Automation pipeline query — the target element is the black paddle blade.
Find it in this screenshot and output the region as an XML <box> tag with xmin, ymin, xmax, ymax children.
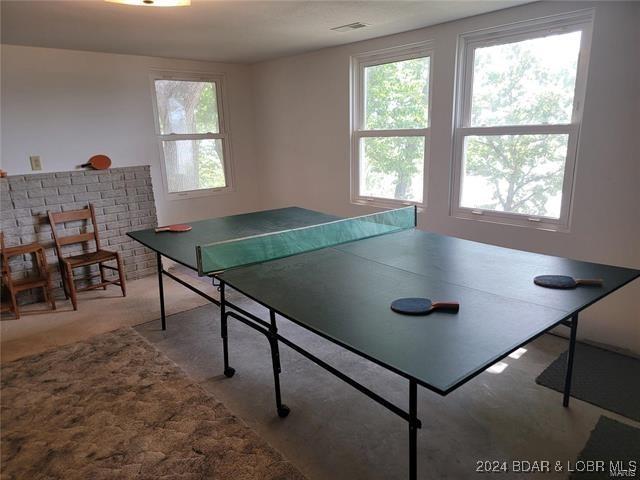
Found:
<box><xmin>390</xmin><ymin>298</ymin><xmax>433</xmax><ymax>315</ymax></box>
<box><xmin>534</xmin><ymin>275</ymin><xmax>577</xmax><ymax>289</ymax></box>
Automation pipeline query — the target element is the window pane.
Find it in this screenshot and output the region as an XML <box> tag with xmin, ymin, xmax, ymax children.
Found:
<box><xmin>364</xmin><ymin>57</ymin><xmax>429</xmax><ymax>130</ymax></box>
<box><xmin>359</xmin><ymin>136</ymin><xmax>424</xmax><ymax>202</ymax></box>
<box><xmin>460</xmin><ymin>134</ymin><xmax>569</xmax><ymax>218</ymax></box>
<box><xmin>470</xmin><ymin>31</ymin><xmax>581</xmax><ymax>126</ymax></box>
<box><xmin>155</xmin><ymin>80</ymin><xmax>219</xmax><ymax>134</ymax></box>
<box><xmin>162</xmin><ymin>139</ymin><xmax>226</xmax><ymax>193</ymax></box>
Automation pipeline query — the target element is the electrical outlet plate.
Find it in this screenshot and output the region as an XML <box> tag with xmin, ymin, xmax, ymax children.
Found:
<box><xmin>30</xmin><ymin>155</ymin><xmax>42</xmax><ymax>171</ymax></box>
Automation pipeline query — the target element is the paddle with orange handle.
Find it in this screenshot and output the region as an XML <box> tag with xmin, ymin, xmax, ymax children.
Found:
<box><xmin>155</xmin><ymin>224</ymin><xmax>192</xmax><ymax>233</ymax></box>
<box><xmin>81</xmin><ymin>155</ymin><xmax>112</xmax><ymax>170</ymax></box>
<box><xmin>533</xmin><ymin>275</ymin><xmax>603</xmax><ymax>289</ymax></box>
<box><xmin>390</xmin><ymin>298</ymin><xmax>460</xmax><ymax>316</ymax></box>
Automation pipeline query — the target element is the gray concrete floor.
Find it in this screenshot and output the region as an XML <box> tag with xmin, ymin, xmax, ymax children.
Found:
<box><xmin>136</xmin><ymin>291</ymin><xmax>636</xmax><ymax>480</ymax></box>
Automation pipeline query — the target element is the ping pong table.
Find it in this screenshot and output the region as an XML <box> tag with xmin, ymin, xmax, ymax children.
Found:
<box><xmin>128</xmin><ymin>206</ymin><xmax>639</xmax><ymax>480</ymax></box>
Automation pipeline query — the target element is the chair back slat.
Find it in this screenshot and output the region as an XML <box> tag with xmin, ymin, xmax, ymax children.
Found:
<box><xmin>49</xmin><ymin>209</ymin><xmax>92</xmax><ymax>225</ymax></box>
<box><xmin>47</xmin><ymin>204</ymin><xmax>102</xmax><ymax>256</ymax></box>
<box><xmin>57</xmin><ymin>232</ymin><xmax>96</xmax><ymax>246</ymax></box>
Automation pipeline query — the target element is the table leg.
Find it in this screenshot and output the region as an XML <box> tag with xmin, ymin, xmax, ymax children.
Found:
<box><xmin>269</xmin><ymin>310</ymin><xmax>290</xmax><ymax>418</ymax></box>
<box><xmin>156</xmin><ymin>252</ymin><xmax>166</xmax><ymax>331</ymax></box>
<box><xmin>220</xmin><ymin>281</ymin><xmax>235</xmax><ymax>378</ymax></box>
<box><xmin>409</xmin><ymin>379</ymin><xmax>418</xmax><ymax>480</ymax></box>
<box><xmin>563</xmin><ymin>313</ymin><xmax>579</xmax><ymax>407</ymax></box>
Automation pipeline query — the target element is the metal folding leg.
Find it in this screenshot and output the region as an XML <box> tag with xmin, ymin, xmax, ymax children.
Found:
<box><xmin>563</xmin><ymin>313</ymin><xmax>579</xmax><ymax>407</ymax></box>
<box><xmin>268</xmin><ymin>310</ymin><xmax>290</xmax><ymax>417</ymax></box>
<box><xmin>409</xmin><ymin>379</ymin><xmax>418</xmax><ymax>480</ymax></box>
<box><xmin>219</xmin><ymin>282</ymin><xmax>235</xmax><ymax>378</ymax></box>
<box><xmin>221</xmin><ymin>297</ymin><xmax>424</xmax><ymax>479</ymax></box>
<box><xmin>156</xmin><ymin>252</ymin><xmax>166</xmax><ymax>331</ymax></box>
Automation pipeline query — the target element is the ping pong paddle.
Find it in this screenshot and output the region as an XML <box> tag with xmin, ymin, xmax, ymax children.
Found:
<box><xmin>81</xmin><ymin>154</ymin><xmax>112</xmax><ymax>170</ymax></box>
<box><xmin>533</xmin><ymin>275</ymin><xmax>603</xmax><ymax>290</ymax></box>
<box><xmin>155</xmin><ymin>224</ymin><xmax>192</xmax><ymax>233</ymax></box>
<box><xmin>390</xmin><ymin>298</ymin><xmax>460</xmax><ymax>316</ymax></box>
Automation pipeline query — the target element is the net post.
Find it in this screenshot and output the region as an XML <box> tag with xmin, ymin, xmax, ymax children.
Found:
<box><xmin>196</xmin><ymin>245</ymin><xmax>204</xmax><ymax>276</ymax></box>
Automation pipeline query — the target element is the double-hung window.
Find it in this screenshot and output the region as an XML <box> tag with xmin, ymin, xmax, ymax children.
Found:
<box><xmin>351</xmin><ymin>42</ymin><xmax>432</xmax><ymax>207</ymax></box>
<box><xmin>151</xmin><ymin>73</ymin><xmax>232</xmax><ymax>199</ymax></box>
<box><xmin>452</xmin><ymin>11</ymin><xmax>593</xmax><ymax>229</ymax></box>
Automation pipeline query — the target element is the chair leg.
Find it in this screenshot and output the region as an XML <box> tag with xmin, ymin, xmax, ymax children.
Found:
<box><xmin>37</xmin><ymin>249</ymin><xmax>56</xmax><ymax>311</ymax></box>
<box><xmin>9</xmin><ymin>289</ymin><xmax>20</xmax><ymax>319</ymax></box>
<box><xmin>42</xmin><ymin>284</ymin><xmax>56</xmax><ymax>311</ymax></box>
<box><xmin>59</xmin><ymin>261</ymin><xmax>70</xmax><ymax>300</ymax></box>
<box><xmin>99</xmin><ymin>262</ymin><xmax>107</xmax><ymax>290</ymax></box>
<box><xmin>115</xmin><ymin>253</ymin><xmax>126</xmax><ymax>297</ymax></box>
<box><xmin>65</xmin><ymin>263</ymin><xmax>78</xmax><ymax>311</ymax></box>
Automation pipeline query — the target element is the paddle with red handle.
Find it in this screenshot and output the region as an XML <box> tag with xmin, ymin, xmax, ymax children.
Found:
<box><xmin>155</xmin><ymin>224</ymin><xmax>192</xmax><ymax>233</ymax></box>
<box><xmin>390</xmin><ymin>298</ymin><xmax>460</xmax><ymax>316</ymax></box>
<box><xmin>533</xmin><ymin>275</ymin><xmax>603</xmax><ymax>289</ymax></box>
<box><xmin>81</xmin><ymin>155</ymin><xmax>112</xmax><ymax>170</ymax></box>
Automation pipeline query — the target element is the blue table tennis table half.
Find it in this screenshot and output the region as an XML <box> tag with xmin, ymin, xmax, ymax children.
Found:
<box><xmin>127</xmin><ymin>206</ymin><xmax>640</xmax><ymax>480</ymax></box>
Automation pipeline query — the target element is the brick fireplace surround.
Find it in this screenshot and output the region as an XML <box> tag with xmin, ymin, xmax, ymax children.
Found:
<box><xmin>0</xmin><ymin>166</ymin><xmax>158</xmax><ymax>304</ymax></box>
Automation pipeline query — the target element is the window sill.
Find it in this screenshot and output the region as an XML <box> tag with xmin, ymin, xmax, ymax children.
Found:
<box><xmin>452</xmin><ymin>209</ymin><xmax>570</xmax><ymax>233</ymax></box>
<box><xmin>351</xmin><ymin>196</ymin><xmax>424</xmax><ymax>211</ymax></box>
<box><xmin>167</xmin><ymin>185</ymin><xmax>234</xmax><ymax>201</ymax></box>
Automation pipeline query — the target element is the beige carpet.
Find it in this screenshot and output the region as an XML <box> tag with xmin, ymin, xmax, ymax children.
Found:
<box><xmin>1</xmin><ymin>267</ymin><xmax>213</xmax><ymax>363</ymax></box>
<box><xmin>1</xmin><ymin>327</ymin><xmax>306</xmax><ymax>480</ymax></box>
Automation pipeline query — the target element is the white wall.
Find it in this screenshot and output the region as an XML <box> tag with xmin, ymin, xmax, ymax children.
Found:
<box><xmin>1</xmin><ymin>2</ymin><xmax>638</xmax><ymax>352</ymax></box>
<box><xmin>0</xmin><ymin>46</ymin><xmax>261</xmax><ymax>224</ymax></box>
<box><xmin>251</xmin><ymin>2</ymin><xmax>640</xmax><ymax>353</ymax></box>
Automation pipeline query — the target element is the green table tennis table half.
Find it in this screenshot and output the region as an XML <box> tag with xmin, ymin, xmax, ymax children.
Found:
<box><xmin>127</xmin><ymin>206</ymin><xmax>640</xmax><ymax>480</ymax></box>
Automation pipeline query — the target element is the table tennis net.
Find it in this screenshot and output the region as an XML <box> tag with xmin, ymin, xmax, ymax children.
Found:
<box><xmin>196</xmin><ymin>206</ymin><xmax>415</xmax><ymax>274</ymax></box>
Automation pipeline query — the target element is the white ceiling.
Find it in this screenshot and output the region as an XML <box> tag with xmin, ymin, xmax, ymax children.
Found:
<box><xmin>1</xmin><ymin>1</ymin><xmax>531</xmax><ymax>64</ymax></box>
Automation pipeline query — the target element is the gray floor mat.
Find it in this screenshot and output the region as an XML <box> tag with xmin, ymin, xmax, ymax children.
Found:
<box><xmin>536</xmin><ymin>342</ymin><xmax>640</xmax><ymax>422</ymax></box>
<box><xmin>570</xmin><ymin>416</ymin><xmax>640</xmax><ymax>479</ymax></box>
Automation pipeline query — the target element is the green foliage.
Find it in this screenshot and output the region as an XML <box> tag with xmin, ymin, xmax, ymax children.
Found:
<box><xmin>193</xmin><ymin>84</ymin><xmax>224</xmax><ymax>188</ymax></box>
<box><xmin>465</xmin><ymin>135</ymin><xmax>567</xmax><ymax>215</ymax></box>
<box><xmin>194</xmin><ymin>83</ymin><xmax>219</xmax><ymax>134</ymax></box>
<box><xmin>156</xmin><ymin>80</ymin><xmax>224</xmax><ymax>190</ymax></box>
<box><xmin>362</xmin><ymin>32</ymin><xmax>579</xmax><ymax>215</ymax></box>
<box><xmin>465</xmin><ymin>36</ymin><xmax>579</xmax><ymax>217</ymax></box>
<box><xmin>363</xmin><ymin>58</ymin><xmax>429</xmax><ymax>200</ymax></box>
<box><xmin>196</xmin><ymin>139</ymin><xmax>226</xmax><ymax>189</ymax></box>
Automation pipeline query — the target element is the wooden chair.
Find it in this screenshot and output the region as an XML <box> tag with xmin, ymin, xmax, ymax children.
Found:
<box><xmin>1</xmin><ymin>232</ymin><xmax>56</xmax><ymax>319</ymax></box>
<box><xmin>48</xmin><ymin>204</ymin><xmax>126</xmax><ymax>310</ymax></box>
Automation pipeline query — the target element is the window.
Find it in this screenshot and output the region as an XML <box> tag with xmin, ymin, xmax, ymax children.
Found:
<box><xmin>452</xmin><ymin>11</ymin><xmax>593</xmax><ymax>229</ymax></box>
<box><xmin>351</xmin><ymin>42</ymin><xmax>432</xmax><ymax>207</ymax></box>
<box><xmin>151</xmin><ymin>74</ymin><xmax>232</xmax><ymax>198</ymax></box>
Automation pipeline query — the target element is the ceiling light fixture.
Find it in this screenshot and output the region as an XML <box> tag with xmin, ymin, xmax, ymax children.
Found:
<box><xmin>105</xmin><ymin>0</ymin><xmax>190</xmax><ymax>7</ymax></box>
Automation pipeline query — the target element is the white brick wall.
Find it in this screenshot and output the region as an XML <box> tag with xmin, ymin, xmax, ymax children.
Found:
<box><xmin>1</xmin><ymin>166</ymin><xmax>158</xmax><ymax>304</ymax></box>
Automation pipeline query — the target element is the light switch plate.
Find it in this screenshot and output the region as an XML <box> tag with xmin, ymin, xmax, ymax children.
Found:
<box><xmin>29</xmin><ymin>155</ymin><xmax>42</xmax><ymax>171</ymax></box>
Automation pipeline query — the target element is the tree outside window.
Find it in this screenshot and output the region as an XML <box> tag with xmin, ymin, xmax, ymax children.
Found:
<box><xmin>153</xmin><ymin>77</ymin><xmax>230</xmax><ymax>196</ymax></box>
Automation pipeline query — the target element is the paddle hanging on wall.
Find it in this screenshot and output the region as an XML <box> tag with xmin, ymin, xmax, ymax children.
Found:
<box><xmin>80</xmin><ymin>155</ymin><xmax>112</xmax><ymax>170</ymax></box>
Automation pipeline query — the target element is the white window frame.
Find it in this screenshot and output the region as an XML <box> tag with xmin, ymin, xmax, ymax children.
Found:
<box><xmin>350</xmin><ymin>41</ymin><xmax>433</xmax><ymax>209</ymax></box>
<box><xmin>150</xmin><ymin>71</ymin><xmax>234</xmax><ymax>200</ymax></box>
<box><xmin>451</xmin><ymin>10</ymin><xmax>594</xmax><ymax>231</ymax></box>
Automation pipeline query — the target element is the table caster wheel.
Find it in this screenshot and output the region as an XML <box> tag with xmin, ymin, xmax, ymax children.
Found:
<box><xmin>278</xmin><ymin>405</ymin><xmax>290</xmax><ymax>418</ymax></box>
